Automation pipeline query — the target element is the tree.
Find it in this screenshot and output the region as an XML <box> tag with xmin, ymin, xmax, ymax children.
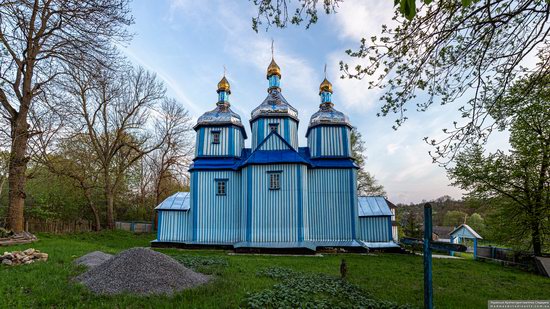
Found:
<box><xmin>443</xmin><ymin>210</ymin><xmax>467</xmax><ymax>227</ymax></box>
<box><xmin>466</xmin><ymin>213</ymin><xmax>485</xmax><ymax>234</ymax></box>
<box><xmin>449</xmin><ymin>76</ymin><xmax>549</xmax><ymax>255</ymax></box>
<box><xmin>251</xmin><ymin>0</ymin><xmax>550</xmax><ymax>164</ymax></box>
<box><xmin>0</xmin><ymin>0</ymin><xmax>132</xmax><ymax>232</ymax></box>
<box><xmin>350</xmin><ymin>127</ymin><xmax>386</xmax><ymax>196</ymax></box>
<box><xmin>65</xmin><ymin>64</ymin><xmax>187</xmax><ymax>229</ymax></box>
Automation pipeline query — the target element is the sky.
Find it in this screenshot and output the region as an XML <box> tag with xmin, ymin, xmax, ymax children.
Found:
<box><xmin>123</xmin><ymin>0</ymin><xmax>510</xmax><ymax>204</ymax></box>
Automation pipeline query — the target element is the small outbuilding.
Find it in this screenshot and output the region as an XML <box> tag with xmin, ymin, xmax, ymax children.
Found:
<box><xmin>450</xmin><ymin>224</ymin><xmax>483</xmax><ymax>259</ymax></box>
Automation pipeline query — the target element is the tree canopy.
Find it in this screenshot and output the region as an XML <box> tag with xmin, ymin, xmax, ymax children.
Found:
<box><xmin>449</xmin><ymin>75</ymin><xmax>550</xmax><ymax>255</ymax></box>
<box><xmin>251</xmin><ymin>0</ymin><xmax>550</xmax><ymax>164</ymax></box>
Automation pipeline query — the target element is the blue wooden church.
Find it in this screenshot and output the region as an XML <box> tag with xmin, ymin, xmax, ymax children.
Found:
<box><xmin>153</xmin><ymin>58</ymin><xmax>398</xmax><ymax>252</ymax></box>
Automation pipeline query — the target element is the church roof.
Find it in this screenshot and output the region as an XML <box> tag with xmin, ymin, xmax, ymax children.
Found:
<box><xmin>155</xmin><ymin>192</ymin><xmax>190</xmax><ymax>211</ymax></box>
<box><xmin>308</xmin><ymin>104</ymin><xmax>351</xmax><ymax>129</ymax></box>
<box><xmin>357</xmin><ymin>196</ymin><xmax>393</xmax><ymax>217</ymax></box>
<box><xmin>195</xmin><ymin>105</ymin><xmax>244</xmax><ymax>129</ymax></box>
<box><xmin>251</xmin><ymin>88</ymin><xmax>299</xmax><ymax>122</ymax></box>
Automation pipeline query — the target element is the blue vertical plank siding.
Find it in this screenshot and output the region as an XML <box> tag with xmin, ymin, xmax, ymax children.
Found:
<box><xmin>307</xmin><ymin>126</ymin><xmax>351</xmax><ymax>158</ymax></box>
<box><xmin>246</xmin><ymin>164</ymin><xmax>307</xmax><ymax>242</ymax></box>
<box><xmin>193</xmin><ymin>170</ymin><xmax>242</xmax><ymax>244</ymax></box>
<box><xmin>196</xmin><ymin>126</ymin><xmax>244</xmax><ymax>157</ymax></box>
<box><xmin>358</xmin><ymin>216</ymin><xmax>392</xmax><ymax>242</ymax></box>
<box><xmin>307</xmin><ymin>169</ymin><xmax>355</xmax><ymax>241</ymax></box>
<box><xmin>252</xmin><ymin>117</ymin><xmax>298</xmax><ymax>150</ymax></box>
<box><xmin>258</xmin><ymin>133</ymin><xmax>292</xmax><ymax>151</ymax></box>
<box><xmin>157</xmin><ymin>210</ymin><xmax>193</xmax><ymax>243</ymax></box>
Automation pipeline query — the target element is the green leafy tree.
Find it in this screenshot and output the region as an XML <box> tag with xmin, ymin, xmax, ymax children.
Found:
<box><xmin>449</xmin><ymin>76</ymin><xmax>550</xmax><ymax>255</ymax></box>
<box><xmin>350</xmin><ymin>127</ymin><xmax>386</xmax><ymax>196</ymax></box>
<box><xmin>443</xmin><ymin>210</ymin><xmax>467</xmax><ymax>228</ymax></box>
<box><xmin>251</xmin><ymin>0</ymin><xmax>549</xmax><ymax>163</ymax></box>
<box><xmin>466</xmin><ymin>213</ymin><xmax>485</xmax><ymax>234</ymax></box>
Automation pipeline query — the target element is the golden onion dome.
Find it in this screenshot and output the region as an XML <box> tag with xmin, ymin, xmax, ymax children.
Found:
<box><xmin>267</xmin><ymin>58</ymin><xmax>281</xmax><ymax>79</ymax></box>
<box><xmin>319</xmin><ymin>78</ymin><xmax>333</xmax><ymax>94</ymax></box>
<box><xmin>217</xmin><ymin>76</ymin><xmax>231</xmax><ymax>94</ymax></box>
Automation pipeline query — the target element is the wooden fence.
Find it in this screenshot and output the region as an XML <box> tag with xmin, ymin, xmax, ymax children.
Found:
<box><xmin>25</xmin><ymin>219</ymin><xmax>93</xmax><ymax>234</ymax></box>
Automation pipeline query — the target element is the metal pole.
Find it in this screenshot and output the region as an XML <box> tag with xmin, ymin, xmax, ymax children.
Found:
<box><xmin>424</xmin><ymin>203</ymin><xmax>433</xmax><ymax>309</ymax></box>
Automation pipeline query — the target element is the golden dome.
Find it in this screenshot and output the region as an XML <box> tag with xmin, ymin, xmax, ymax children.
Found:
<box><xmin>217</xmin><ymin>76</ymin><xmax>231</xmax><ymax>94</ymax></box>
<box><xmin>319</xmin><ymin>78</ymin><xmax>333</xmax><ymax>94</ymax></box>
<box><xmin>267</xmin><ymin>58</ymin><xmax>281</xmax><ymax>79</ymax></box>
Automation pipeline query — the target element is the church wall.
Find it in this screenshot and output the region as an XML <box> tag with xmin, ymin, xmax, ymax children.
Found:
<box><xmin>307</xmin><ymin>168</ymin><xmax>358</xmax><ymax>241</ymax></box>
<box><xmin>191</xmin><ymin>170</ymin><xmax>242</xmax><ymax>244</ymax></box>
<box><xmin>307</xmin><ymin>126</ymin><xmax>351</xmax><ymax>158</ymax></box>
<box><xmin>195</xmin><ymin>126</ymin><xmax>244</xmax><ymax>157</ymax></box>
<box><xmin>157</xmin><ymin>210</ymin><xmax>192</xmax><ymax>243</ymax></box>
<box><xmin>358</xmin><ymin>216</ymin><xmax>393</xmax><ymax>242</ymax></box>
<box><xmin>241</xmin><ymin>164</ymin><xmax>308</xmax><ymax>242</ymax></box>
<box><xmin>251</xmin><ymin>118</ymin><xmax>298</xmax><ymax>150</ymax></box>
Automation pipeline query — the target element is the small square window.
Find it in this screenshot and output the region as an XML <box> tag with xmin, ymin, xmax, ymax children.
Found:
<box><xmin>216</xmin><ymin>180</ymin><xmax>226</xmax><ymax>195</ymax></box>
<box><xmin>212</xmin><ymin>131</ymin><xmax>220</xmax><ymax>144</ymax></box>
<box><xmin>269</xmin><ymin>173</ymin><xmax>280</xmax><ymax>190</ymax></box>
<box><xmin>269</xmin><ymin>123</ymin><xmax>279</xmax><ymax>132</ymax></box>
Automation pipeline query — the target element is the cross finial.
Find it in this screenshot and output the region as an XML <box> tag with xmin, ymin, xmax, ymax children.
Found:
<box><xmin>223</xmin><ymin>65</ymin><xmax>227</xmax><ymax>77</ymax></box>
<box><xmin>324</xmin><ymin>63</ymin><xmax>327</xmax><ymax>78</ymax></box>
<box><xmin>271</xmin><ymin>39</ymin><xmax>274</xmax><ymax>59</ymax></box>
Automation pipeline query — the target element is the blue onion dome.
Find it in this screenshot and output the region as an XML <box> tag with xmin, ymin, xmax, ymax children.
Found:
<box><xmin>309</xmin><ymin>77</ymin><xmax>351</xmax><ymax>128</ymax></box>
<box><xmin>195</xmin><ymin>75</ymin><xmax>243</xmax><ymax>129</ymax></box>
<box><xmin>250</xmin><ymin>58</ymin><xmax>299</xmax><ymax>122</ymax></box>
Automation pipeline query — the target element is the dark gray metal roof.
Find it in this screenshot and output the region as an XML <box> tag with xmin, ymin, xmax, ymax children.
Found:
<box><xmin>155</xmin><ymin>192</ymin><xmax>190</xmax><ymax>211</ymax></box>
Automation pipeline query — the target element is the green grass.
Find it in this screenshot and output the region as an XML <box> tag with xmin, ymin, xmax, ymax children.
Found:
<box><xmin>0</xmin><ymin>231</ymin><xmax>548</xmax><ymax>308</ymax></box>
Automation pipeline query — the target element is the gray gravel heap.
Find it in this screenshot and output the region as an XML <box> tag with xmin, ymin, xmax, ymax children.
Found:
<box><xmin>74</xmin><ymin>251</ymin><xmax>113</xmax><ymax>268</ymax></box>
<box><xmin>75</xmin><ymin>247</ymin><xmax>209</xmax><ymax>295</ymax></box>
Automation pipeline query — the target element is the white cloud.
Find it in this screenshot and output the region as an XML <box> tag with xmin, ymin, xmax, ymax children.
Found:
<box><xmin>332</xmin><ymin>0</ymin><xmax>396</xmax><ymax>41</ymax></box>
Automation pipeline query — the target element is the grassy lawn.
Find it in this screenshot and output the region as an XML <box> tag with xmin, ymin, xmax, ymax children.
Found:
<box><xmin>0</xmin><ymin>231</ymin><xmax>548</xmax><ymax>308</ymax></box>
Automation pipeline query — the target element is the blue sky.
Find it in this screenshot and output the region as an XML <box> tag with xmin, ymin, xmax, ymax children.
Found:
<box><xmin>123</xmin><ymin>0</ymin><xmax>509</xmax><ymax>204</ymax></box>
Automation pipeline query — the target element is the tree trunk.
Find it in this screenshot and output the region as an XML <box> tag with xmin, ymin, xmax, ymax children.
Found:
<box><xmin>103</xmin><ymin>169</ymin><xmax>115</xmax><ymax>229</ymax></box>
<box><xmin>83</xmin><ymin>188</ymin><xmax>101</xmax><ymax>232</ymax></box>
<box><xmin>531</xmin><ymin>221</ymin><xmax>542</xmax><ymax>256</ymax></box>
<box><xmin>7</xmin><ymin>116</ymin><xmax>29</xmax><ymax>233</ymax></box>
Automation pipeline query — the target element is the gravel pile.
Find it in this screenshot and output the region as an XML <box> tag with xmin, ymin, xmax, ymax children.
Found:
<box><xmin>74</xmin><ymin>251</ymin><xmax>113</xmax><ymax>268</ymax></box>
<box><xmin>75</xmin><ymin>247</ymin><xmax>209</xmax><ymax>295</ymax></box>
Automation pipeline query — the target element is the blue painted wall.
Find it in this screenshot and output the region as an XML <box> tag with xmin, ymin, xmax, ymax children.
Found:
<box><xmin>307</xmin><ymin>126</ymin><xmax>351</xmax><ymax>158</ymax></box>
<box><xmin>191</xmin><ymin>170</ymin><xmax>242</xmax><ymax>244</ymax></box>
<box><xmin>251</xmin><ymin>117</ymin><xmax>298</xmax><ymax>150</ymax></box>
<box><xmin>242</xmin><ymin>164</ymin><xmax>308</xmax><ymax>242</ymax></box>
<box><xmin>358</xmin><ymin>216</ymin><xmax>392</xmax><ymax>242</ymax></box>
<box><xmin>307</xmin><ymin>168</ymin><xmax>357</xmax><ymax>241</ymax></box>
<box><xmin>195</xmin><ymin>126</ymin><xmax>245</xmax><ymax>157</ymax></box>
<box><xmin>157</xmin><ymin>211</ymin><xmax>192</xmax><ymax>243</ymax></box>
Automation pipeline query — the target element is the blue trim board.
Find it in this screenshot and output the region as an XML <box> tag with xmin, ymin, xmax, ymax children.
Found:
<box><xmin>297</xmin><ymin>167</ymin><xmax>304</xmax><ymax>242</ymax></box>
<box><xmin>228</xmin><ymin>127</ymin><xmax>234</xmax><ymax>156</ymax></box>
<box><xmin>387</xmin><ymin>217</ymin><xmax>393</xmax><ymax>240</ymax></box>
<box><xmin>257</xmin><ymin>118</ymin><xmax>265</xmax><ymax>148</ymax></box>
<box><xmin>192</xmin><ymin>173</ymin><xmax>198</xmax><ymax>241</ymax></box>
<box><xmin>156</xmin><ymin>211</ymin><xmax>162</xmax><ymax>240</ymax></box>
<box><xmin>305</xmin><ymin>123</ymin><xmax>353</xmax><ymax>138</ymax></box>
<box><xmin>349</xmin><ymin>169</ymin><xmax>356</xmax><ymax>239</ymax></box>
<box><xmin>246</xmin><ymin>167</ymin><xmax>252</xmax><ymax>242</ymax></box>
<box><xmin>316</xmin><ymin>127</ymin><xmax>322</xmax><ymax>157</ymax></box>
<box><xmin>284</xmin><ymin>118</ymin><xmax>290</xmax><ymax>143</ymax></box>
<box><xmin>341</xmin><ymin>126</ymin><xmax>349</xmax><ymax>157</ymax></box>
<box><xmin>198</xmin><ymin>128</ymin><xmax>205</xmax><ymax>156</ymax></box>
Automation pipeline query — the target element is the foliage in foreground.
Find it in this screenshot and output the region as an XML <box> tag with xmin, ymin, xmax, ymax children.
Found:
<box><xmin>242</xmin><ymin>267</ymin><xmax>412</xmax><ymax>309</ymax></box>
